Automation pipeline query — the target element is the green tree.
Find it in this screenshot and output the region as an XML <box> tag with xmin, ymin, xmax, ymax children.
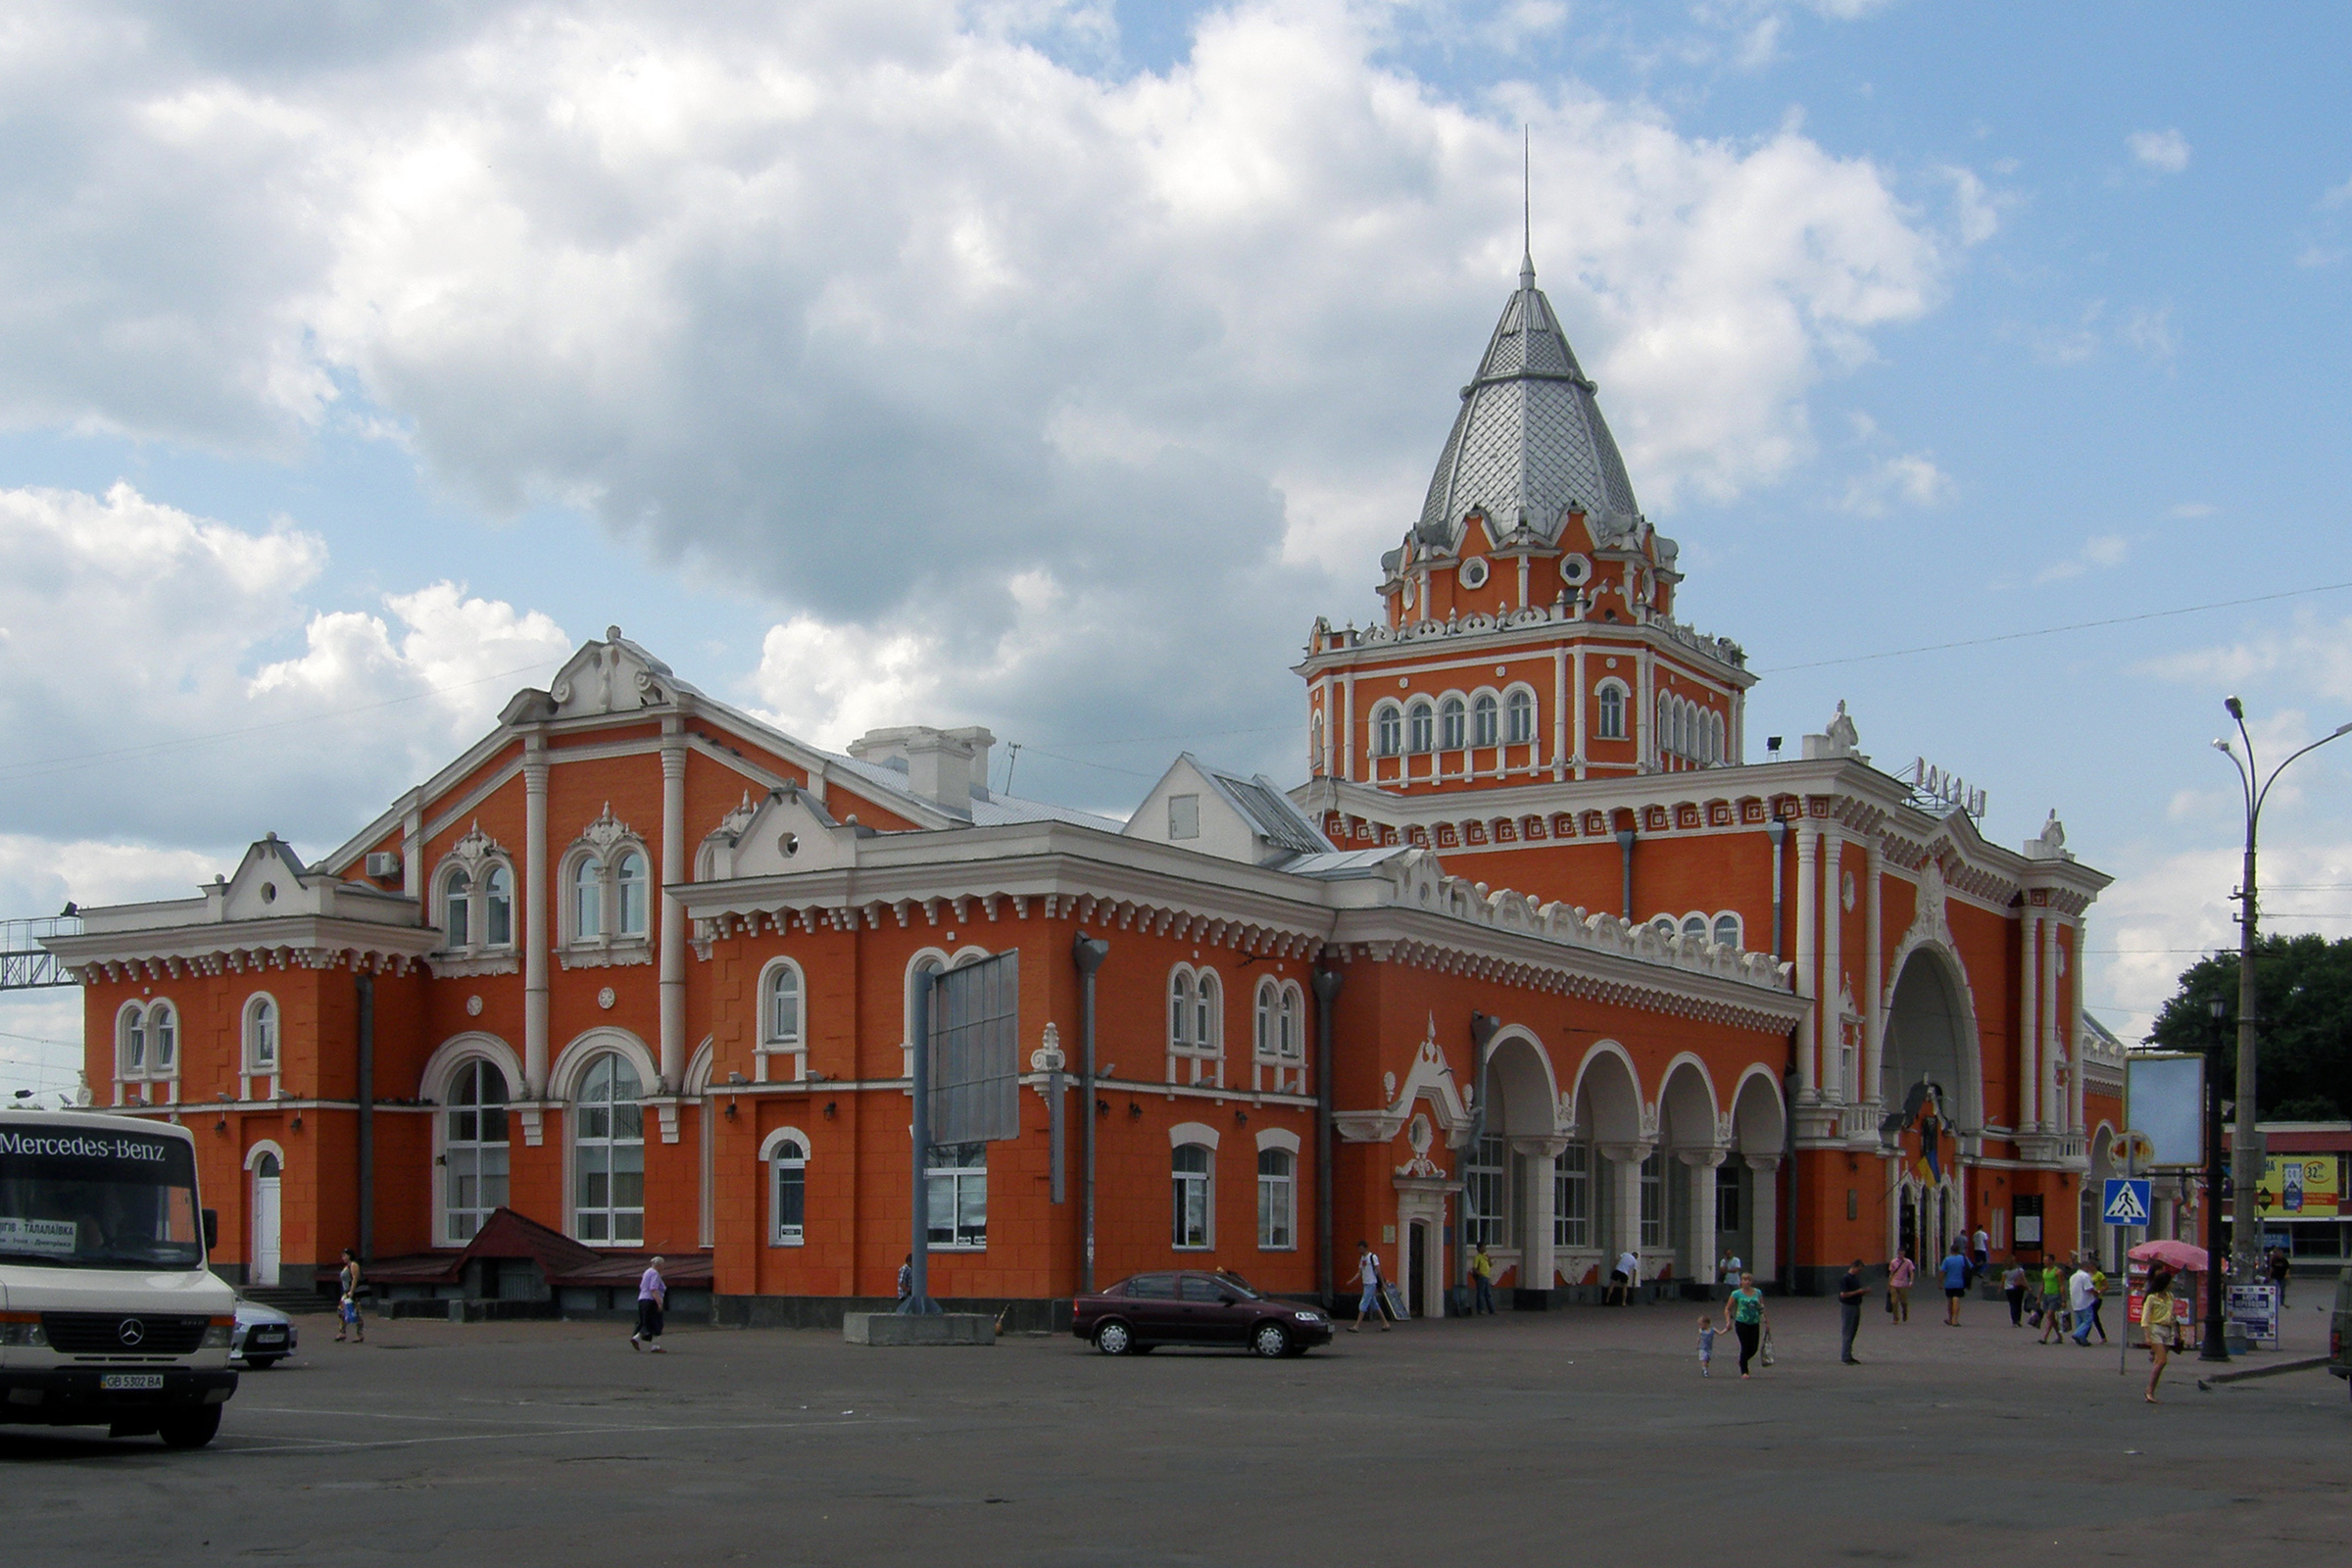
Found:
<box><xmin>2146</xmin><ymin>933</ymin><xmax>2352</xmax><ymax>1121</ymax></box>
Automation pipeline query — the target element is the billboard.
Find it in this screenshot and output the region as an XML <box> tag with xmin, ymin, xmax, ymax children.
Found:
<box><xmin>2256</xmin><ymin>1153</ymin><xmax>2341</xmax><ymax>1220</ymax></box>
<box><xmin>2123</xmin><ymin>1053</ymin><xmax>2204</xmax><ymax>1170</ymax></box>
<box><xmin>927</xmin><ymin>950</ymin><xmax>1020</xmax><ymax>1146</ymax></box>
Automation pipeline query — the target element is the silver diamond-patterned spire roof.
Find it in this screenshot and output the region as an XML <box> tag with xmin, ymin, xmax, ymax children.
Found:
<box><xmin>1415</xmin><ymin>255</ymin><xmax>1639</xmax><ymax>547</ymax></box>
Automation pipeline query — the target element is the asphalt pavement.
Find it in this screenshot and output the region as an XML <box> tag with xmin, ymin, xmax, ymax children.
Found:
<box><xmin>2</xmin><ymin>1293</ymin><xmax>2344</xmax><ymax>1566</ymax></box>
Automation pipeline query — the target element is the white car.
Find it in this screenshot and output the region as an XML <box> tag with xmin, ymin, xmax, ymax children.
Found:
<box><xmin>230</xmin><ymin>1298</ymin><xmax>296</xmax><ymax>1368</ymax></box>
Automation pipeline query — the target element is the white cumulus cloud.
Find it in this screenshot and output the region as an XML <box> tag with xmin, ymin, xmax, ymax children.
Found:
<box><xmin>2128</xmin><ymin>128</ymin><xmax>2190</xmax><ymax>174</ymax></box>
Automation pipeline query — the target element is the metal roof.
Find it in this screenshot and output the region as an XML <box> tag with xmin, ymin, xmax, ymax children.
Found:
<box><xmin>1415</xmin><ymin>255</ymin><xmax>1640</xmax><ymax>549</ymax></box>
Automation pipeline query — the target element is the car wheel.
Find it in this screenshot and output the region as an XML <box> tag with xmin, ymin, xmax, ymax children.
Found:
<box><xmin>1250</xmin><ymin>1322</ymin><xmax>1290</xmax><ymax>1359</ymax></box>
<box><xmin>157</xmin><ymin>1407</ymin><xmax>222</xmax><ymax>1449</ymax></box>
<box><xmin>1094</xmin><ymin>1319</ymin><xmax>1136</xmax><ymax>1356</ymax></box>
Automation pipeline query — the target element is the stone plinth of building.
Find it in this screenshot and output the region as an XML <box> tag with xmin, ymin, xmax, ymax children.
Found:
<box><xmin>842</xmin><ymin>1312</ymin><xmax>995</xmax><ymax>1347</ymax></box>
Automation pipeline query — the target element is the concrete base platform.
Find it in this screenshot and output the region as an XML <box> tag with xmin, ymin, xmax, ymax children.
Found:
<box><xmin>842</xmin><ymin>1312</ymin><xmax>996</xmax><ymax>1347</ymax></box>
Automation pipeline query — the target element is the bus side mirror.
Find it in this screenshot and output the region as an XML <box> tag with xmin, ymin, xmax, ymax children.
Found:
<box><xmin>202</xmin><ymin>1209</ymin><xmax>220</xmax><ymax>1251</ymax></box>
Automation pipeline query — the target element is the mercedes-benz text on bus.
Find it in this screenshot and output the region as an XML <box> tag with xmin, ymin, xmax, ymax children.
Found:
<box><xmin>0</xmin><ymin>1108</ymin><xmax>237</xmax><ymax>1447</ymax></box>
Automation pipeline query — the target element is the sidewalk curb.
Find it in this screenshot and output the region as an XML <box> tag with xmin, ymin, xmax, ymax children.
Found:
<box><xmin>2194</xmin><ymin>1354</ymin><xmax>2328</xmax><ymax>1390</ymax></box>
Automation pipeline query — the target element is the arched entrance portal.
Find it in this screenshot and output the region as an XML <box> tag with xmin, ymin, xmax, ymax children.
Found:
<box><xmin>1881</xmin><ymin>948</ymin><xmax>1978</xmax><ymax>1268</ymax></box>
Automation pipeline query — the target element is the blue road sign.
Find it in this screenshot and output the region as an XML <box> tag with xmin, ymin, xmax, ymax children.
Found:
<box><xmin>2102</xmin><ymin>1178</ymin><xmax>2152</xmax><ymax>1226</ymax></box>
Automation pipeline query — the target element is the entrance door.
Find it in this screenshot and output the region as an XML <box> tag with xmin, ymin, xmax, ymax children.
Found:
<box><xmin>1407</xmin><ymin>1222</ymin><xmax>1429</xmax><ymax>1319</ymax></box>
<box><xmin>251</xmin><ymin>1152</ymin><xmax>282</xmax><ymax>1287</ymax></box>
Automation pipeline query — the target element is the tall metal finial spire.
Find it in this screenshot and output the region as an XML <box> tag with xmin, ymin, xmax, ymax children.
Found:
<box><xmin>1520</xmin><ymin>124</ymin><xmax>1535</xmax><ymax>288</ymax></box>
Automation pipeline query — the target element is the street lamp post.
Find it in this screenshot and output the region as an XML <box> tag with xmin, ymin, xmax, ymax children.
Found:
<box><xmin>2211</xmin><ymin>699</ymin><xmax>2352</xmax><ymax>1282</ymax></box>
<box><xmin>2199</xmin><ymin>998</ymin><xmax>2229</xmax><ymax>1362</ymax></box>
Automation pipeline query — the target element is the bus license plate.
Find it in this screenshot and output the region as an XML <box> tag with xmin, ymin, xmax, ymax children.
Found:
<box><xmin>101</xmin><ymin>1373</ymin><xmax>165</xmax><ymax>1391</ymax></box>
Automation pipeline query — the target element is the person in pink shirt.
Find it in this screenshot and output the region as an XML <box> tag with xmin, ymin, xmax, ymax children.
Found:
<box><xmin>630</xmin><ymin>1256</ymin><xmax>667</xmax><ymax>1353</ymax></box>
<box><xmin>1886</xmin><ymin>1251</ymin><xmax>1916</xmax><ymax>1323</ymax></box>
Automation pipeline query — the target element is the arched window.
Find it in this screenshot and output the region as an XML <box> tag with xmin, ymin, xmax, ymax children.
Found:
<box><xmin>1440</xmin><ymin>695</ymin><xmax>1467</xmax><ymax>750</ymax></box>
<box><xmin>1658</xmin><ymin>694</ymin><xmax>1675</xmax><ymax>759</ymax></box>
<box><xmin>764</xmin><ymin>962</ymin><xmax>803</xmax><ymax>1050</ymax></box>
<box><xmin>118</xmin><ymin>1004</ymin><xmax>146</xmax><ymax>1079</ymax></box>
<box><xmin>1595</xmin><ymin>682</ymin><xmax>1626</xmax><ymax>740</ymax></box>
<box><xmin>1374</xmin><ymin>704</ymin><xmax>1402</xmax><ymax>758</ymax></box>
<box><xmin>1172</xmin><ymin>1144</ymin><xmax>1213</xmax><ymax>1248</ymax></box>
<box><xmin>1257</xmin><ymin>1148</ymin><xmax>1296</xmax><ymax>1250</ymax></box>
<box><xmin>573</xmin><ymin>1053</ymin><xmax>645</xmax><ymax>1243</ymax></box>
<box><xmin>1195</xmin><ymin>971</ymin><xmax>1219</xmax><ymax>1059</ymax></box>
<box><xmin>1681</xmin><ymin>913</ymin><xmax>1708</xmax><ymax>943</ymax></box>
<box><xmin>1553</xmin><ymin>1144</ymin><xmax>1591</xmax><ymax>1248</ymax></box>
<box><xmin>1505</xmin><ymin>688</ymin><xmax>1535</xmax><ymax>745</ymax></box>
<box><xmin>770</xmin><ymin>1137</ymin><xmax>807</xmax><ymax>1246</ymax></box>
<box><xmin>1168</xmin><ymin>969</ymin><xmax>1196</xmax><ymax>1053</ymax></box>
<box><xmin>444</xmin><ymin>1059</ymin><xmax>510</xmax><ymax>1243</ymax></box>
<box><xmin>572</xmin><ymin>857</ymin><xmax>604</xmax><ymax>941</ymax></box>
<box><xmin>615</xmin><ymin>851</ymin><xmax>649</xmax><ymax>938</ymax></box>
<box><xmin>1713</xmin><ymin>912</ymin><xmax>1742</xmax><ymax>950</ymax></box>
<box><xmin>150</xmin><ymin>1002</ymin><xmax>176</xmax><ymax>1076</ymax></box>
<box><xmin>243</xmin><ymin>996</ymin><xmax>276</xmax><ymax>1073</ymax></box>
<box><xmin>1471</xmin><ymin>693</ymin><xmax>1498</xmax><ymax>747</ymax></box>
<box><xmin>1407</xmin><ymin>700</ymin><xmax>1436</xmax><ymax>754</ymax></box>
<box><xmin>483</xmin><ymin>863</ymin><xmax>514</xmax><ymax>946</ymax></box>
<box><xmin>1277</xmin><ymin>984</ymin><xmax>1300</xmax><ymax>1060</ymax></box>
<box><xmin>443</xmin><ymin>866</ymin><xmax>472</xmax><ymax>947</ymax></box>
<box><xmin>1649</xmin><ymin>914</ymin><xmax>1679</xmax><ymax>938</ymax></box>
<box><xmin>1253</xmin><ymin>979</ymin><xmax>1277</xmax><ymax>1060</ymax></box>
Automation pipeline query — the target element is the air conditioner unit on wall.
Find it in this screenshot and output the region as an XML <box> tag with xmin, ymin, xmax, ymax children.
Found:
<box><xmin>364</xmin><ymin>852</ymin><xmax>402</xmax><ymax>880</ymax></box>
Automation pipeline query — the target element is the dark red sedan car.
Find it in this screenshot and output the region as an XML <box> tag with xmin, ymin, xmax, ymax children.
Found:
<box><xmin>1071</xmin><ymin>1271</ymin><xmax>1334</xmax><ymax>1357</ymax></box>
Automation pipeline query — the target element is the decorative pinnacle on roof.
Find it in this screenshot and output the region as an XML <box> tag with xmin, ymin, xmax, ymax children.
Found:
<box><xmin>1415</xmin><ymin>255</ymin><xmax>1640</xmax><ymax>549</ymax></box>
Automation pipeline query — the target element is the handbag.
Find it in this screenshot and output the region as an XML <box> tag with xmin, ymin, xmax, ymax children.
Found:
<box><xmin>1759</xmin><ymin>1328</ymin><xmax>1776</xmax><ymax>1367</ymax></box>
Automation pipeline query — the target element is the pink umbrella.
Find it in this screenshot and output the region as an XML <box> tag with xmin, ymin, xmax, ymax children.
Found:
<box><xmin>2129</xmin><ymin>1239</ymin><xmax>2208</xmax><ymax>1272</ymax></box>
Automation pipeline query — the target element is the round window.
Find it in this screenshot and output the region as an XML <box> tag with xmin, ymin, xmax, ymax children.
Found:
<box><xmin>1459</xmin><ymin>557</ymin><xmax>1490</xmax><ymax>590</ymax></box>
<box><xmin>1560</xmin><ymin>554</ymin><xmax>1592</xmax><ymax>585</ymax></box>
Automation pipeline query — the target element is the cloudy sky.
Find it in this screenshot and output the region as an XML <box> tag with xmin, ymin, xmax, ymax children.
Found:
<box><xmin>3</xmin><ymin>0</ymin><xmax>2348</xmax><ymax>1096</ymax></box>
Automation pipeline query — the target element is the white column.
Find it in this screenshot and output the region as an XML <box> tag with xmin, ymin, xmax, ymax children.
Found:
<box><xmin>1746</xmin><ymin>1155</ymin><xmax>1780</xmax><ymax>1282</ymax></box>
<box><xmin>1341</xmin><ymin>671</ymin><xmax>1356</xmax><ymax>784</ymax></box>
<box><xmin>400</xmin><ymin>799</ymin><xmax>423</xmax><ymax>901</ymax></box>
<box><xmin>659</xmin><ymin>728</ymin><xmax>688</xmax><ymax>1093</ymax></box>
<box><xmin>1794</xmin><ymin>824</ymin><xmax>1819</xmax><ymax>1098</ymax></box>
<box><xmin>1553</xmin><ymin>647</ymin><xmax>1570</xmax><ymax>782</ymax></box>
<box><xmin>1516</xmin><ymin>1139</ymin><xmax>1567</xmax><ymax>1290</ymax></box>
<box><xmin>2018</xmin><ymin>907</ymin><xmax>2039</xmax><ymax>1131</ymax></box>
<box><xmin>2069</xmin><ymin>916</ymin><xmax>2088</xmax><ymax>1133</ymax></box>
<box><xmin>522</xmin><ymin>739</ymin><xmax>551</xmax><ymax>1097</ymax></box>
<box><xmin>1684</xmin><ymin>1150</ymin><xmax>1725</xmax><ymax>1283</ymax></box>
<box><xmin>1636</xmin><ymin>649</ymin><xmax>1654</xmax><ymax>770</ymax></box>
<box><xmin>2039</xmin><ymin>907</ymin><xmax>2060</xmax><ymax>1137</ymax></box>
<box><xmin>1821</xmin><ymin>828</ymin><xmax>1845</xmax><ymax>1102</ymax></box>
<box><xmin>1864</xmin><ymin>837</ymin><xmax>1885</xmax><ymax>1115</ymax></box>
<box><xmin>1605</xmin><ymin>1145</ymin><xmax>1651</xmax><ymax>1264</ymax></box>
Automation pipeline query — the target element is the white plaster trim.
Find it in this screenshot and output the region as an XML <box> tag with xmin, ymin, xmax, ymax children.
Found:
<box><xmin>759</xmin><ymin>1124</ymin><xmax>812</xmax><ymax>1161</ymax></box>
<box><xmin>242</xmin><ymin>1139</ymin><xmax>286</xmax><ymax>1172</ymax></box>
<box><xmin>1168</xmin><ymin>1120</ymin><xmax>1221</xmax><ymax>1151</ymax></box>
<box><xmin>548</xmin><ymin>1025</ymin><xmax>659</xmax><ymax>1102</ymax></box>
<box><xmin>1254</xmin><ymin>1126</ymin><xmax>1302</xmax><ymax>1154</ymax></box>
<box><xmin>419</xmin><ymin>1031</ymin><xmax>526</xmax><ymax>1102</ymax></box>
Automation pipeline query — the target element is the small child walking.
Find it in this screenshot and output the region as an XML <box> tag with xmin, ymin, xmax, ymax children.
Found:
<box><xmin>1696</xmin><ymin>1314</ymin><xmax>1717</xmax><ymax>1377</ymax></box>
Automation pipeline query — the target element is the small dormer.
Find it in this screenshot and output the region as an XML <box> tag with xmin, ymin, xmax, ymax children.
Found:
<box><xmin>697</xmin><ymin>784</ymin><xmax>868</xmax><ymax>881</ymax></box>
<box><xmin>846</xmin><ymin>726</ymin><xmax>995</xmax><ymax>815</ymax></box>
<box><xmin>1127</xmin><ymin>755</ymin><xmax>1334</xmax><ymax>867</ymax></box>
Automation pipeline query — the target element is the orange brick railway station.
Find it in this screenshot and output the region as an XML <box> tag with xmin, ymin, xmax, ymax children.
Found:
<box><xmin>45</xmin><ymin>250</ymin><xmax>2121</xmax><ymax>1322</ymax></box>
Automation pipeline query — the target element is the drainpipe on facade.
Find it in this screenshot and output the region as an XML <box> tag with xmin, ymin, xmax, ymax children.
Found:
<box><xmin>356</xmin><ymin>969</ymin><xmax>375</xmax><ymax>1263</ymax></box>
<box><xmin>1766</xmin><ymin>819</ymin><xmax>1788</xmax><ymax>957</ymax></box>
<box><xmin>1782</xmin><ymin>1054</ymin><xmax>1798</xmax><ymax>1296</ymax></box>
<box><xmin>1616</xmin><ymin>827</ymin><xmax>1637</xmax><ymax>922</ymax></box>
<box><xmin>1073</xmin><ymin>932</ymin><xmax>1109</xmax><ymax>1296</ymax></box>
<box><xmin>1310</xmin><ymin>964</ymin><xmax>1345</xmax><ymax>1312</ymax></box>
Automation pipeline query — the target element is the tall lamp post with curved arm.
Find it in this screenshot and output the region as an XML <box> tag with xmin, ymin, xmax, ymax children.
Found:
<box><xmin>2210</xmin><ymin>698</ymin><xmax>2352</xmax><ymax>1281</ymax></box>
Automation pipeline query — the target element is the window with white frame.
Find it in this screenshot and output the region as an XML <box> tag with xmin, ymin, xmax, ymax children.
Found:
<box><xmin>571</xmin><ymin>856</ymin><xmax>603</xmax><ymax>941</ymax></box>
<box><xmin>1465</xmin><ymin>1134</ymin><xmax>1508</xmax><ymax>1248</ymax></box>
<box><xmin>1595</xmin><ymin>681</ymin><xmax>1627</xmax><ymax>740</ymax></box>
<box><xmin>1439</xmin><ymin>695</ymin><xmax>1467</xmax><ymax>750</ymax></box>
<box><xmin>1472</xmin><ymin>692</ymin><xmax>1498</xmax><ymax>747</ymax></box>
<box><xmin>1505</xmin><ymin>688</ymin><xmax>1536</xmax><ymax>745</ymax></box>
<box><xmin>760</xmin><ymin>958</ymin><xmax>805</xmax><ymax>1078</ymax></box>
<box><xmin>615</xmin><ymin>850</ymin><xmax>649</xmax><ymax>938</ymax></box>
<box><xmin>444</xmin><ymin>1059</ymin><xmax>510</xmax><ymax>1243</ymax></box>
<box><xmin>1251</xmin><ymin>979</ymin><xmax>1304</xmax><ymax>1093</ymax></box>
<box><xmin>1256</xmin><ymin>1148</ymin><xmax>1295</xmax><ymax>1250</ymax></box>
<box><xmin>572</xmin><ymin>1053</ymin><xmax>645</xmax><ymax>1243</ymax></box>
<box><xmin>1373</xmin><ymin>704</ymin><xmax>1402</xmax><ymax>758</ymax></box>
<box><xmin>1712</xmin><ymin>912</ymin><xmax>1741</xmax><ymax>950</ymax></box>
<box><xmin>1639</xmin><ymin>1151</ymin><xmax>1664</xmax><ymax>1249</ymax></box>
<box><xmin>483</xmin><ymin>863</ymin><xmax>514</xmax><ymax>946</ymax></box>
<box><xmin>117</xmin><ymin>1004</ymin><xmax>146</xmax><ymax>1080</ymax></box>
<box><xmin>243</xmin><ymin>995</ymin><xmax>277</xmax><ymax>1073</ymax></box>
<box><xmin>1680</xmin><ymin>913</ymin><xmax>1708</xmax><ymax>943</ymax></box>
<box><xmin>769</xmin><ymin>1137</ymin><xmax>807</xmax><ymax>1245</ymax></box>
<box><xmin>1167</xmin><ymin>965</ymin><xmax>1221</xmax><ymax>1083</ymax></box>
<box><xmin>1553</xmin><ymin>1143</ymin><xmax>1591</xmax><ymax>1249</ymax></box>
<box><xmin>1407</xmin><ymin>699</ymin><xmax>1435</xmax><ymax>754</ymax></box>
<box><xmin>443</xmin><ymin>865</ymin><xmax>473</xmax><ymax>947</ymax></box>
<box><xmin>1715</xmin><ymin>1160</ymin><xmax>1742</xmax><ymax>1236</ymax></box>
<box><xmin>925</xmin><ymin>1141</ymin><xmax>987</xmax><ymax>1248</ymax></box>
<box><xmin>1172</xmin><ymin>1143</ymin><xmax>1213</xmax><ymax>1248</ymax></box>
<box><xmin>117</xmin><ymin>1001</ymin><xmax>176</xmax><ymax>1084</ymax></box>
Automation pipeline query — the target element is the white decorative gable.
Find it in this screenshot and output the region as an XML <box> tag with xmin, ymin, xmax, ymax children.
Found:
<box><xmin>544</xmin><ymin>628</ymin><xmax>694</xmax><ymax>719</ymax></box>
<box><xmin>699</xmin><ymin>784</ymin><xmax>862</xmax><ymax>880</ymax></box>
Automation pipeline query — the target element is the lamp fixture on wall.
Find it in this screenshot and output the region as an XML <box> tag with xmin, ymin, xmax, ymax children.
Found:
<box><xmin>823</xmin><ymin>1101</ymin><xmax>837</xmax><ymax>1120</ymax></box>
<box><xmin>1127</xmin><ymin>1102</ymin><xmax>1142</xmax><ymax>1121</ymax></box>
<box><xmin>1234</xmin><ymin>1109</ymin><xmax>1248</xmax><ymax>1126</ymax></box>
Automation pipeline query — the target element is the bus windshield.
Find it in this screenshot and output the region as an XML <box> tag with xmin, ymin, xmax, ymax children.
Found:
<box><xmin>0</xmin><ymin>1123</ymin><xmax>205</xmax><ymax>1270</ymax></box>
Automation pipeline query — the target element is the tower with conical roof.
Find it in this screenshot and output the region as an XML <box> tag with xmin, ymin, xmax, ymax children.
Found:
<box><xmin>1295</xmin><ymin>253</ymin><xmax>1753</xmax><ymax>813</ymax></box>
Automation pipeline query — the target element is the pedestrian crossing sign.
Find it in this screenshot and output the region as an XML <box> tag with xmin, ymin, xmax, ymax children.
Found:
<box><xmin>2102</xmin><ymin>1178</ymin><xmax>2152</xmax><ymax>1226</ymax></box>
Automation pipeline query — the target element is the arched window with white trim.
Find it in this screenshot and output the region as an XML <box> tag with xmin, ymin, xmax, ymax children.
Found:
<box><xmin>442</xmin><ymin>865</ymin><xmax>472</xmax><ymax>947</ymax></box>
<box><xmin>1169</xmin><ymin>968</ymin><xmax>1196</xmax><ymax>1055</ymax></box>
<box><xmin>1471</xmin><ymin>692</ymin><xmax>1498</xmax><ymax>747</ymax></box>
<box><xmin>1373</xmin><ymin>703</ymin><xmax>1402</xmax><ymax>758</ymax></box>
<box><xmin>762</xmin><ymin>1129</ymin><xmax>808</xmax><ymax>1246</ymax></box>
<box><xmin>1712</xmin><ymin>912</ymin><xmax>1742</xmax><ymax>950</ymax></box>
<box><xmin>1250</xmin><ymin>978</ymin><xmax>1304</xmax><ymax>1094</ymax></box>
<box><xmin>243</xmin><ymin>995</ymin><xmax>276</xmax><ymax>1074</ymax></box>
<box><xmin>572</xmin><ymin>1053</ymin><xmax>645</xmax><ymax>1243</ymax></box>
<box><xmin>483</xmin><ymin>863</ymin><xmax>514</xmax><ymax>946</ymax></box>
<box><xmin>443</xmin><ymin>1059</ymin><xmax>511</xmax><ymax>1243</ymax></box>
<box><xmin>1257</xmin><ymin>1146</ymin><xmax>1296</xmax><ymax>1250</ymax></box>
<box><xmin>1166</xmin><ymin>964</ymin><xmax>1222</xmax><ymax>1085</ymax></box>
<box><xmin>1595</xmin><ymin>681</ymin><xmax>1627</xmax><ymax>741</ymax></box>
<box><xmin>1172</xmin><ymin>1143</ymin><xmax>1213</xmax><ymax>1249</ymax></box>
<box><xmin>1681</xmin><ymin>913</ymin><xmax>1708</xmax><ymax>943</ymax></box>
<box><xmin>571</xmin><ymin>856</ymin><xmax>604</xmax><ymax>941</ymax></box>
<box><xmin>1505</xmin><ymin>687</ymin><xmax>1535</xmax><ymax>745</ymax></box>
<box><xmin>760</xmin><ymin>958</ymin><xmax>806</xmax><ymax>1081</ymax></box>
<box><xmin>1407</xmin><ymin>699</ymin><xmax>1436</xmax><ymax>754</ymax></box>
<box><xmin>1439</xmin><ymin>695</ymin><xmax>1467</xmax><ymax>750</ymax></box>
<box><xmin>117</xmin><ymin>1003</ymin><xmax>147</xmax><ymax>1082</ymax></box>
<box><xmin>615</xmin><ymin>851</ymin><xmax>649</xmax><ymax>938</ymax></box>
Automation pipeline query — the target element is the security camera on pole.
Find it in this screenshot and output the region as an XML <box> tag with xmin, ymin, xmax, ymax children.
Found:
<box><xmin>2210</xmin><ymin>697</ymin><xmax>2352</xmax><ymax>1284</ymax></box>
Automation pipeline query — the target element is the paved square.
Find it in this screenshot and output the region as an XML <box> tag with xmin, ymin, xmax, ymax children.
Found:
<box><xmin>3</xmin><ymin>1297</ymin><xmax>2344</xmax><ymax>1566</ymax></box>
